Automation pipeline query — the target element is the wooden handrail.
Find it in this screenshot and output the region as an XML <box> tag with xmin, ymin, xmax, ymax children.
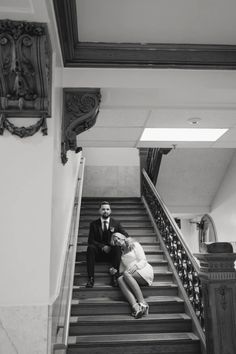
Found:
<box><xmin>53</xmin><ymin>156</ymin><xmax>85</xmax><ymax>352</ymax></box>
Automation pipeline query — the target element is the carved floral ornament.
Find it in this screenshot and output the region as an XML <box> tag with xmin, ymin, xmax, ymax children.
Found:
<box><xmin>0</xmin><ymin>19</ymin><xmax>52</xmax><ymax>138</ymax></box>
<box><xmin>61</xmin><ymin>88</ymin><xmax>101</xmax><ymax>164</ymax></box>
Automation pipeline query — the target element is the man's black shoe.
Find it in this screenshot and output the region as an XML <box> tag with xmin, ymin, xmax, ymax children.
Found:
<box><xmin>111</xmin><ymin>275</ymin><xmax>118</xmax><ymax>287</ymax></box>
<box><xmin>86</xmin><ymin>277</ymin><xmax>94</xmax><ymax>288</ymax></box>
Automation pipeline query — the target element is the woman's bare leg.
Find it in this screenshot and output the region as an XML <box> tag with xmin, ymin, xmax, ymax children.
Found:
<box><xmin>117</xmin><ymin>275</ymin><xmax>137</xmax><ymax>307</ymax></box>
<box><xmin>123</xmin><ymin>271</ymin><xmax>145</xmax><ymax>303</ymax></box>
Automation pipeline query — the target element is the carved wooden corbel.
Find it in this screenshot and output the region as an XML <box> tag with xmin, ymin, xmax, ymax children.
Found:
<box><xmin>61</xmin><ymin>88</ymin><xmax>101</xmax><ymax>164</ymax></box>
<box><xmin>0</xmin><ymin>19</ymin><xmax>52</xmax><ymax>137</ymax></box>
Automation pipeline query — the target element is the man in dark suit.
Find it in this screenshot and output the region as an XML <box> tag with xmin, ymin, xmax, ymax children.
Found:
<box><xmin>86</xmin><ymin>201</ymin><xmax>128</xmax><ymax>288</ymax></box>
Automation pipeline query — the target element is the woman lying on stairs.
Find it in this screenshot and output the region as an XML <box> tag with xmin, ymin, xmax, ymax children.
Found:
<box><xmin>110</xmin><ymin>233</ymin><xmax>154</xmax><ymax>319</ymax></box>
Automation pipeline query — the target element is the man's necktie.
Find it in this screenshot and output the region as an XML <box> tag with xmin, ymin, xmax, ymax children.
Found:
<box><xmin>103</xmin><ymin>221</ymin><xmax>108</xmax><ymax>232</ymax></box>
<box><xmin>103</xmin><ymin>221</ymin><xmax>109</xmax><ymax>243</ymax></box>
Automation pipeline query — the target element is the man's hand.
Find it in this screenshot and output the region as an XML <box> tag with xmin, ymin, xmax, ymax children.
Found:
<box><xmin>102</xmin><ymin>245</ymin><xmax>111</xmax><ymax>253</ymax></box>
<box><xmin>109</xmin><ymin>267</ymin><xmax>118</xmax><ymax>275</ymax></box>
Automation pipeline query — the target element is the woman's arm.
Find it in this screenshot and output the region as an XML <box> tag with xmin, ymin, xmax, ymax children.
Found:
<box><xmin>134</xmin><ymin>242</ymin><xmax>148</xmax><ymax>269</ymax></box>
<box><xmin>127</xmin><ymin>242</ymin><xmax>147</xmax><ymax>273</ymax></box>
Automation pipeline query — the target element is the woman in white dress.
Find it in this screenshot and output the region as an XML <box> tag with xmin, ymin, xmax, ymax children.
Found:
<box><xmin>110</xmin><ymin>233</ymin><xmax>154</xmax><ymax>319</ymax></box>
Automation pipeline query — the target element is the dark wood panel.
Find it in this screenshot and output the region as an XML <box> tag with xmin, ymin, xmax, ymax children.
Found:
<box><xmin>53</xmin><ymin>0</ymin><xmax>236</xmax><ymax>69</ymax></box>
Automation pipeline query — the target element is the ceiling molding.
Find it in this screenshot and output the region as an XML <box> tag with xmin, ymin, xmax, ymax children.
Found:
<box><xmin>53</xmin><ymin>0</ymin><xmax>236</xmax><ymax>69</ymax></box>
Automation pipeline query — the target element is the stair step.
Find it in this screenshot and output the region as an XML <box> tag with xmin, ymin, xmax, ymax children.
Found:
<box><xmin>67</xmin><ymin>332</ymin><xmax>201</xmax><ymax>354</ymax></box>
<box><xmin>79</xmin><ymin>225</ymin><xmax>154</xmax><ymax>231</ymax></box>
<box><xmin>80</xmin><ymin>210</ymin><xmax>148</xmax><ymax>216</ymax></box>
<box><xmin>78</xmin><ymin>235</ymin><xmax>158</xmax><ymax>244</ymax></box>
<box><xmin>80</xmin><ymin>209</ymin><xmax>148</xmax><ymax>217</ymax></box>
<box><xmin>74</xmin><ymin>270</ymin><xmax>173</xmax><ymax>285</ymax></box>
<box><xmin>80</xmin><ymin>222</ymin><xmax>153</xmax><ymax>228</ymax></box>
<box><xmin>73</xmin><ymin>282</ymin><xmax>178</xmax><ymax>299</ymax></box>
<box><xmin>71</xmin><ymin>295</ymin><xmax>185</xmax><ymax>315</ymax></box>
<box><xmin>82</xmin><ymin>197</ymin><xmax>142</xmax><ymax>204</ymax></box>
<box><xmin>75</xmin><ymin>260</ymin><xmax>169</xmax><ymax>273</ymax></box>
<box><xmin>76</xmin><ymin>251</ymin><xmax>164</xmax><ymax>262</ymax></box>
<box><xmin>81</xmin><ymin>205</ymin><xmax>146</xmax><ymax>210</ymax></box>
<box><xmin>80</xmin><ymin>215</ymin><xmax>150</xmax><ymax>221</ymax></box>
<box><xmin>69</xmin><ymin>313</ymin><xmax>192</xmax><ymax>335</ymax></box>
<box><xmin>76</xmin><ymin>243</ymin><xmax>162</xmax><ymax>253</ymax></box>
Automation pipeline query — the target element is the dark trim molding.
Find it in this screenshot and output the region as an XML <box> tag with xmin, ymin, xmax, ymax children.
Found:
<box><xmin>53</xmin><ymin>0</ymin><xmax>236</xmax><ymax>69</ymax></box>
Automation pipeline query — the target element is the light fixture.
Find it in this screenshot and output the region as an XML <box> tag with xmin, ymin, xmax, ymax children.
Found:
<box><xmin>140</xmin><ymin>128</ymin><xmax>228</xmax><ymax>141</ymax></box>
<box><xmin>187</xmin><ymin>117</ymin><xmax>201</xmax><ymax>125</ymax></box>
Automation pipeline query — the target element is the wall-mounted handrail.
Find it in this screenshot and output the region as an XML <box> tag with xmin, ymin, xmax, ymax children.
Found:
<box><xmin>141</xmin><ymin>168</ymin><xmax>204</xmax><ymax>329</ymax></box>
<box><xmin>53</xmin><ymin>156</ymin><xmax>85</xmax><ymax>352</ymax></box>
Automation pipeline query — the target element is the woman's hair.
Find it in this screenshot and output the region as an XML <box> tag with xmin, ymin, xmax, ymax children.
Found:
<box><xmin>110</xmin><ymin>233</ymin><xmax>135</xmax><ymax>251</ymax></box>
<box><xmin>124</xmin><ymin>237</ymin><xmax>135</xmax><ymax>251</ymax></box>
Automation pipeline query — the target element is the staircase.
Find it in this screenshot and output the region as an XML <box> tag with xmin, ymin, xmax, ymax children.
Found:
<box><xmin>67</xmin><ymin>197</ymin><xmax>201</xmax><ymax>354</ymax></box>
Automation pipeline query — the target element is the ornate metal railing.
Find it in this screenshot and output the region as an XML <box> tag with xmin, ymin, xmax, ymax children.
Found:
<box><xmin>142</xmin><ymin>169</ymin><xmax>204</xmax><ymax>329</ymax></box>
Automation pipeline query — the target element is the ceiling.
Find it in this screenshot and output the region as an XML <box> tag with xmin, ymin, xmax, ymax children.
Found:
<box><xmin>1</xmin><ymin>0</ymin><xmax>236</xmax><ymax>149</ymax></box>
<box><xmin>76</xmin><ymin>0</ymin><xmax>236</xmax><ymax>45</ymax></box>
<box><xmin>78</xmin><ymin>85</ymin><xmax>236</xmax><ymax>148</ymax></box>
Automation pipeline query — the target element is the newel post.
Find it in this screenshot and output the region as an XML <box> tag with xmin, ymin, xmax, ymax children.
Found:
<box><xmin>194</xmin><ymin>243</ymin><xmax>236</xmax><ymax>354</ymax></box>
<box><xmin>138</xmin><ymin>148</ymin><xmax>148</xmax><ymax>196</ymax></box>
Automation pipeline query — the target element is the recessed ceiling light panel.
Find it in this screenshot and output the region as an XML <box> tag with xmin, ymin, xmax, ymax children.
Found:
<box><xmin>140</xmin><ymin>128</ymin><xmax>228</xmax><ymax>141</ymax></box>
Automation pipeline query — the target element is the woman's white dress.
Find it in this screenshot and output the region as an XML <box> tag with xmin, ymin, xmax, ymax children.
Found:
<box><xmin>119</xmin><ymin>241</ymin><xmax>154</xmax><ymax>285</ymax></box>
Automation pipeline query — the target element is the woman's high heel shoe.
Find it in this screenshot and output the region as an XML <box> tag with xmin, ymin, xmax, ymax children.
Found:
<box><xmin>131</xmin><ymin>303</ymin><xmax>143</xmax><ymax>319</ymax></box>
<box><xmin>139</xmin><ymin>302</ymin><xmax>149</xmax><ymax>316</ymax></box>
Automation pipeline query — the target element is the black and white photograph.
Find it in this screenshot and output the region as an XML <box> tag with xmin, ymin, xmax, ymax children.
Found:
<box><xmin>0</xmin><ymin>1</ymin><xmax>236</xmax><ymax>353</ymax></box>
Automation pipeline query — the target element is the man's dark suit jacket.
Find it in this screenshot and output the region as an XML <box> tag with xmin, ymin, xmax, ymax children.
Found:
<box><xmin>88</xmin><ymin>218</ymin><xmax>128</xmax><ymax>249</ymax></box>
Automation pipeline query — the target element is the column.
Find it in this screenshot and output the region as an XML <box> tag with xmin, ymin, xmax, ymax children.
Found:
<box><xmin>195</xmin><ymin>242</ymin><xmax>236</xmax><ymax>354</ymax></box>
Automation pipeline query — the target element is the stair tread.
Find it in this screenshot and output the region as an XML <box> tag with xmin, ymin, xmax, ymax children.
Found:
<box><xmin>80</xmin><ymin>212</ymin><xmax>148</xmax><ymax>215</ymax></box>
<box><xmin>75</xmin><ymin>259</ymin><xmax>168</xmax><ymax>265</ymax></box>
<box><xmin>70</xmin><ymin>313</ymin><xmax>190</xmax><ymax>323</ymax></box>
<box><xmin>74</xmin><ymin>270</ymin><xmax>172</xmax><ymax>276</ymax></box>
<box><xmin>81</xmin><ymin>205</ymin><xmax>145</xmax><ymax>208</ymax></box>
<box><xmin>74</xmin><ymin>281</ymin><xmax>177</xmax><ymax>289</ymax></box>
<box><xmin>77</xmin><ymin>241</ymin><xmax>160</xmax><ymax>246</ymax></box>
<box><xmin>80</xmin><ymin>213</ymin><xmax>148</xmax><ymax>218</ymax></box>
<box><xmin>72</xmin><ymin>295</ymin><xmax>184</xmax><ymax>305</ymax></box>
<box><xmin>77</xmin><ymin>244</ymin><xmax>162</xmax><ymax>250</ymax></box>
<box><xmin>76</xmin><ymin>249</ymin><xmax>164</xmax><ymax>255</ymax></box>
<box><xmin>68</xmin><ymin>332</ymin><xmax>199</xmax><ymax>344</ymax></box>
<box><xmin>82</xmin><ymin>201</ymin><xmax>143</xmax><ymax>205</ymax></box>
<box><xmin>79</xmin><ymin>232</ymin><xmax>154</xmax><ymax>235</ymax></box>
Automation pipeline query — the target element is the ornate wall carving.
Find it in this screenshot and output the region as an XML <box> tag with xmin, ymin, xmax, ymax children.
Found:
<box><xmin>61</xmin><ymin>88</ymin><xmax>101</xmax><ymax>164</ymax></box>
<box><xmin>0</xmin><ymin>19</ymin><xmax>52</xmax><ymax>137</ymax></box>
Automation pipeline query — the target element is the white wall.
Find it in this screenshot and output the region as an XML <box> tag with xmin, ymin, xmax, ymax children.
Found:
<box><xmin>82</xmin><ymin>147</ymin><xmax>140</xmax><ymax>197</ymax></box>
<box><xmin>173</xmin><ymin>151</ymin><xmax>236</xmax><ymax>253</ymax></box>
<box><xmin>178</xmin><ymin>218</ymin><xmax>200</xmax><ymax>254</ymax></box>
<box><xmin>0</xmin><ymin>66</ymin><xmax>83</xmax><ymax>307</ymax></box>
<box><xmin>0</xmin><ymin>2</ymin><xmax>83</xmax><ymax>352</ymax></box>
<box><xmin>49</xmin><ymin>73</ymin><xmax>82</xmax><ymax>300</ymax></box>
<box><xmin>0</xmin><ymin>122</ymin><xmax>54</xmax><ymax>305</ymax></box>
<box><xmin>156</xmin><ymin>148</ymin><xmax>235</xmax><ymax>215</ymax></box>
<box><xmin>0</xmin><ymin>63</ymin><xmax>81</xmax><ymax>354</ymax></box>
<box><xmin>210</xmin><ymin>151</ymin><xmax>236</xmax><ymax>242</ymax></box>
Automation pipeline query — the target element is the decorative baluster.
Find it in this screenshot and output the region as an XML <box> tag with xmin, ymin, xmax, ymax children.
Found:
<box><xmin>141</xmin><ymin>170</ymin><xmax>205</xmax><ymax>329</ymax></box>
